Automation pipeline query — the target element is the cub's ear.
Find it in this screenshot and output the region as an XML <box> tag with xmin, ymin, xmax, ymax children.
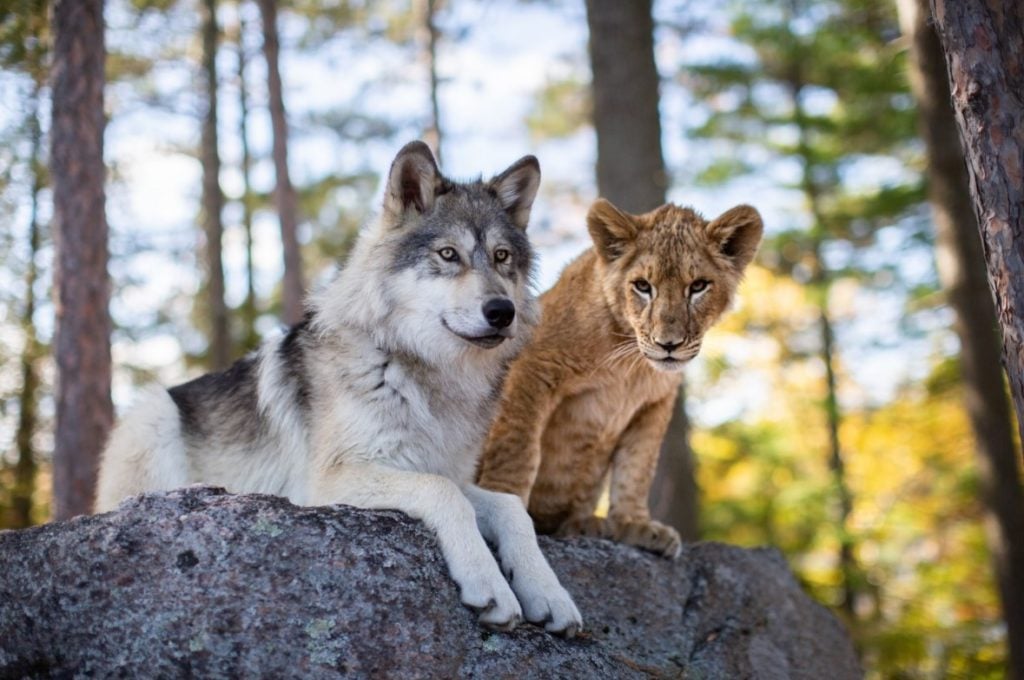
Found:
<box><xmin>489</xmin><ymin>155</ymin><xmax>541</xmax><ymax>230</ymax></box>
<box><xmin>706</xmin><ymin>204</ymin><xmax>763</xmax><ymax>271</ymax></box>
<box><xmin>384</xmin><ymin>141</ymin><xmax>440</xmax><ymax>220</ymax></box>
<box><xmin>587</xmin><ymin>198</ymin><xmax>639</xmax><ymax>262</ymax></box>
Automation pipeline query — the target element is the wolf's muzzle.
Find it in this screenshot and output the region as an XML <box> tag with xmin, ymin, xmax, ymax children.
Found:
<box><xmin>483</xmin><ymin>298</ymin><xmax>516</xmax><ymax>329</ymax></box>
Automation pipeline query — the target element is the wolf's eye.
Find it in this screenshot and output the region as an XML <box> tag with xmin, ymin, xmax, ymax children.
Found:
<box><xmin>690</xmin><ymin>279</ymin><xmax>710</xmax><ymax>294</ymax></box>
<box><xmin>438</xmin><ymin>247</ymin><xmax>459</xmax><ymax>262</ymax></box>
<box><xmin>494</xmin><ymin>248</ymin><xmax>510</xmax><ymax>263</ymax></box>
<box><xmin>633</xmin><ymin>279</ymin><xmax>652</xmax><ymax>295</ymax></box>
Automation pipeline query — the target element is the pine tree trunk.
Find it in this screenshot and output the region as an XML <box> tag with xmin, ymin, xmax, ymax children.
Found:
<box><xmin>790</xmin><ymin>64</ymin><xmax>860</xmax><ymax>619</ymax></box>
<box><xmin>916</xmin><ymin>2</ymin><xmax>1024</xmax><ymax>676</ymax></box>
<box><xmin>50</xmin><ymin>0</ymin><xmax>113</xmax><ymax>520</ymax></box>
<box><xmin>257</xmin><ymin>0</ymin><xmax>304</xmax><ymax>326</ymax></box>
<box><xmin>13</xmin><ymin>86</ymin><xmax>44</xmax><ymax>528</ymax></box>
<box><xmin>237</xmin><ymin>13</ymin><xmax>259</xmax><ymax>352</ymax></box>
<box><xmin>585</xmin><ymin>0</ymin><xmax>668</xmax><ymax>214</ymax></box>
<box><xmin>200</xmin><ymin>0</ymin><xmax>230</xmax><ymax>371</ymax></box>
<box><xmin>585</xmin><ymin>0</ymin><xmax>698</xmax><ymax>540</ymax></box>
<box><xmin>421</xmin><ymin>0</ymin><xmax>443</xmax><ymax>164</ymax></box>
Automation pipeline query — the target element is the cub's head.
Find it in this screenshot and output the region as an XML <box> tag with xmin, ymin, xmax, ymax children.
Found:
<box><xmin>587</xmin><ymin>199</ymin><xmax>763</xmax><ymax>373</ymax></box>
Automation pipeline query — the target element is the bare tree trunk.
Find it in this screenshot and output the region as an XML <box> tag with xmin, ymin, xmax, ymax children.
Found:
<box><xmin>236</xmin><ymin>12</ymin><xmax>259</xmax><ymax>352</ymax></box>
<box><xmin>585</xmin><ymin>0</ymin><xmax>698</xmax><ymax>540</ymax></box>
<box><xmin>257</xmin><ymin>0</ymin><xmax>304</xmax><ymax>326</ymax></box>
<box><xmin>911</xmin><ymin>2</ymin><xmax>1024</xmax><ymax>677</ymax></box>
<box><xmin>585</xmin><ymin>0</ymin><xmax>668</xmax><ymax>214</ymax></box>
<box><xmin>50</xmin><ymin>0</ymin><xmax>113</xmax><ymax>520</ymax></box>
<box><xmin>649</xmin><ymin>385</ymin><xmax>699</xmax><ymax>541</ymax></box>
<box><xmin>200</xmin><ymin>0</ymin><xmax>230</xmax><ymax>370</ymax></box>
<box><xmin>928</xmin><ymin>1</ymin><xmax>1024</xmax><ymax>461</ymax></box>
<box><xmin>13</xmin><ymin>86</ymin><xmax>45</xmax><ymax>529</ymax></box>
<box><xmin>421</xmin><ymin>0</ymin><xmax>443</xmax><ymax>164</ymax></box>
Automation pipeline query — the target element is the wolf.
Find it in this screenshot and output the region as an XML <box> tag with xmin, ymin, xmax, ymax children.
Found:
<box><xmin>95</xmin><ymin>141</ymin><xmax>582</xmax><ymax>635</ymax></box>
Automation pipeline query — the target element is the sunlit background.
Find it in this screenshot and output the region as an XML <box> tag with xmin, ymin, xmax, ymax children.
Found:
<box><xmin>1</xmin><ymin>0</ymin><xmax>1020</xmax><ymax>676</ymax></box>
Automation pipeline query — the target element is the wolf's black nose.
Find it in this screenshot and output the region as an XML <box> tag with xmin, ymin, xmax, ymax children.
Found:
<box><xmin>483</xmin><ymin>298</ymin><xmax>516</xmax><ymax>329</ymax></box>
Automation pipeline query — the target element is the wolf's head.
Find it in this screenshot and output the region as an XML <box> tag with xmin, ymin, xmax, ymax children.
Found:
<box><xmin>321</xmin><ymin>142</ymin><xmax>541</xmax><ymax>365</ymax></box>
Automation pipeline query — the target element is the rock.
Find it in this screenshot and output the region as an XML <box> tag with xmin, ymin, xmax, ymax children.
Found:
<box><xmin>0</xmin><ymin>486</ymin><xmax>861</xmax><ymax>679</ymax></box>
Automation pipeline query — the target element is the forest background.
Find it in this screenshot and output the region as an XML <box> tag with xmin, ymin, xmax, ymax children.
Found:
<box><xmin>1</xmin><ymin>0</ymin><xmax>1022</xmax><ymax>677</ymax></box>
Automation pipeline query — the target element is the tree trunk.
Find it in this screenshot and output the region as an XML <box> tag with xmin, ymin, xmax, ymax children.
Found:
<box><xmin>12</xmin><ymin>85</ymin><xmax>45</xmax><ymax>529</ymax></box>
<box><xmin>910</xmin><ymin>2</ymin><xmax>1024</xmax><ymax>677</ymax></box>
<box><xmin>236</xmin><ymin>12</ymin><xmax>259</xmax><ymax>352</ymax></box>
<box><xmin>50</xmin><ymin>0</ymin><xmax>113</xmax><ymax>520</ymax></box>
<box><xmin>584</xmin><ymin>0</ymin><xmax>668</xmax><ymax>214</ymax></box>
<box><xmin>257</xmin><ymin>0</ymin><xmax>304</xmax><ymax>326</ymax></box>
<box><xmin>649</xmin><ymin>386</ymin><xmax>700</xmax><ymax>540</ymax></box>
<box><xmin>200</xmin><ymin>0</ymin><xmax>230</xmax><ymax>371</ymax></box>
<box><xmin>585</xmin><ymin>0</ymin><xmax>698</xmax><ymax>540</ymax></box>
<box><xmin>421</xmin><ymin>0</ymin><xmax>443</xmax><ymax>164</ymax></box>
<box><xmin>928</xmin><ymin>1</ymin><xmax>1024</xmax><ymax>460</ymax></box>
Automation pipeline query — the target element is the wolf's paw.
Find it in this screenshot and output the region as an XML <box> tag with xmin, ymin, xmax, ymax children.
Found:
<box><xmin>515</xmin><ymin>578</ymin><xmax>583</xmax><ymax>638</ymax></box>
<box><xmin>457</xmin><ymin>568</ymin><xmax>523</xmax><ymax>631</ymax></box>
<box><xmin>617</xmin><ymin>519</ymin><xmax>682</xmax><ymax>558</ymax></box>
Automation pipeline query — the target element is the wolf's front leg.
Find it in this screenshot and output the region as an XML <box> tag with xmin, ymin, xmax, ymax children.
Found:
<box><xmin>314</xmin><ymin>463</ymin><xmax>522</xmax><ymax>630</ymax></box>
<box><xmin>462</xmin><ymin>485</ymin><xmax>582</xmax><ymax>637</ymax></box>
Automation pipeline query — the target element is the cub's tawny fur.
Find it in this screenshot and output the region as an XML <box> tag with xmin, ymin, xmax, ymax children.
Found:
<box><xmin>477</xmin><ymin>198</ymin><xmax>763</xmax><ymax>557</ymax></box>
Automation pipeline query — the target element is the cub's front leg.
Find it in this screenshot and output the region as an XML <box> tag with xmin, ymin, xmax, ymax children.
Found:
<box><xmin>559</xmin><ymin>396</ymin><xmax>682</xmax><ymax>558</ymax></box>
<box><xmin>313</xmin><ymin>462</ymin><xmax>522</xmax><ymax>630</ymax></box>
<box><xmin>477</xmin><ymin>353</ymin><xmax>567</xmax><ymax>504</ymax></box>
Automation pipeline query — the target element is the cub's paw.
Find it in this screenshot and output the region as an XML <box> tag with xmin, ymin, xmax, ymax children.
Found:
<box><xmin>555</xmin><ymin>515</ymin><xmax>613</xmax><ymax>539</ymax></box>
<box><xmin>616</xmin><ymin>519</ymin><xmax>682</xmax><ymax>558</ymax></box>
<box><xmin>513</xmin><ymin>577</ymin><xmax>583</xmax><ymax>638</ymax></box>
<box><xmin>455</xmin><ymin>565</ymin><xmax>523</xmax><ymax>631</ymax></box>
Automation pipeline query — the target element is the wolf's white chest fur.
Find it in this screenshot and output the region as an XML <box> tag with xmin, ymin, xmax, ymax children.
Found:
<box><xmin>306</xmin><ymin>327</ymin><xmax>499</xmax><ymax>486</ymax></box>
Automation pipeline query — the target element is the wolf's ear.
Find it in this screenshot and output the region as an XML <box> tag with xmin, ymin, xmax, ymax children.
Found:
<box><xmin>587</xmin><ymin>198</ymin><xmax>639</xmax><ymax>262</ymax></box>
<box><xmin>384</xmin><ymin>141</ymin><xmax>440</xmax><ymax>219</ymax></box>
<box><xmin>705</xmin><ymin>204</ymin><xmax>763</xmax><ymax>271</ymax></box>
<box><xmin>489</xmin><ymin>155</ymin><xmax>541</xmax><ymax>230</ymax></box>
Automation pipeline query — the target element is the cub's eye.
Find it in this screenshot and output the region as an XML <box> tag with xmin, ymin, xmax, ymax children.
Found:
<box><xmin>690</xmin><ymin>279</ymin><xmax>710</xmax><ymax>294</ymax></box>
<box><xmin>633</xmin><ymin>279</ymin><xmax>652</xmax><ymax>295</ymax></box>
<box><xmin>438</xmin><ymin>247</ymin><xmax>459</xmax><ymax>262</ymax></box>
<box><xmin>494</xmin><ymin>248</ymin><xmax>510</xmax><ymax>264</ymax></box>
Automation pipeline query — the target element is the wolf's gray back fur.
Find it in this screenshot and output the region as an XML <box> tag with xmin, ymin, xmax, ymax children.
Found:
<box><xmin>96</xmin><ymin>141</ymin><xmax>582</xmax><ymax>635</ymax></box>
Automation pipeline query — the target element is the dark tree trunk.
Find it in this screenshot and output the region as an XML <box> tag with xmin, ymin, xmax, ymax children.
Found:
<box><xmin>13</xmin><ymin>86</ymin><xmax>45</xmax><ymax>528</ymax></box>
<box><xmin>200</xmin><ymin>0</ymin><xmax>230</xmax><ymax>371</ymax></box>
<box><xmin>585</xmin><ymin>0</ymin><xmax>668</xmax><ymax>214</ymax></box>
<box><xmin>257</xmin><ymin>0</ymin><xmax>304</xmax><ymax>326</ymax></box>
<box><xmin>236</xmin><ymin>13</ymin><xmax>259</xmax><ymax>352</ymax></box>
<box><xmin>915</xmin><ymin>2</ymin><xmax>1024</xmax><ymax>677</ymax></box>
<box><xmin>422</xmin><ymin>0</ymin><xmax>443</xmax><ymax>164</ymax></box>
<box><xmin>50</xmin><ymin>0</ymin><xmax>113</xmax><ymax>520</ymax></box>
<box><xmin>585</xmin><ymin>0</ymin><xmax>698</xmax><ymax>540</ymax></box>
<box><xmin>649</xmin><ymin>386</ymin><xmax>699</xmax><ymax>541</ymax></box>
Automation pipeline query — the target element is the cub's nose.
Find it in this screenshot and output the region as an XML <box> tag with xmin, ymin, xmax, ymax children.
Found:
<box><xmin>483</xmin><ymin>298</ymin><xmax>516</xmax><ymax>329</ymax></box>
<box><xmin>655</xmin><ymin>339</ymin><xmax>683</xmax><ymax>353</ymax></box>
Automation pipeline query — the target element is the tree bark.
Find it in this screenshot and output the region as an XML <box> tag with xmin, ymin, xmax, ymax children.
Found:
<box><xmin>910</xmin><ymin>2</ymin><xmax>1024</xmax><ymax>677</ymax></box>
<box><xmin>12</xmin><ymin>85</ymin><xmax>45</xmax><ymax>529</ymax></box>
<box><xmin>200</xmin><ymin>0</ymin><xmax>230</xmax><ymax>371</ymax></box>
<box><xmin>257</xmin><ymin>0</ymin><xmax>304</xmax><ymax>327</ymax></box>
<box><xmin>649</xmin><ymin>386</ymin><xmax>700</xmax><ymax>541</ymax></box>
<box><xmin>928</xmin><ymin>1</ymin><xmax>1024</xmax><ymax>460</ymax></box>
<box><xmin>50</xmin><ymin>0</ymin><xmax>113</xmax><ymax>520</ymax></box>
<box><xmin>236</xmin><ymin>13</ymin><xmax>259</xmax><ymax>352</ymax></box>
<box><xmin>585</xmin><ymin>0</ymin><xmax>698</xmax><ymax>540</ymax></box>
<box><xmin>421</xmin><ymin>0</ymin><xmax>443</xmax><ymax>164</ymax></box>
<box><xmin>585</xmin><ymin>0</ymin><xmax>668</xmax><ymax>214</ymax></box>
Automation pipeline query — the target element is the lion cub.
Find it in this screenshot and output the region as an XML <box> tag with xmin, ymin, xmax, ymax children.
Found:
<box><xmin>477</xmin><ymin>198</ymin><xmax>762</xmax><ymax>557</ymax></box>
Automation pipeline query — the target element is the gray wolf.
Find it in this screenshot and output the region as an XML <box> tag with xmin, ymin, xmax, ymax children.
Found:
<box><xmin>96</xmin><ymin>141</ymin><xmax>582</xmax><ymax>635</ymax></box>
